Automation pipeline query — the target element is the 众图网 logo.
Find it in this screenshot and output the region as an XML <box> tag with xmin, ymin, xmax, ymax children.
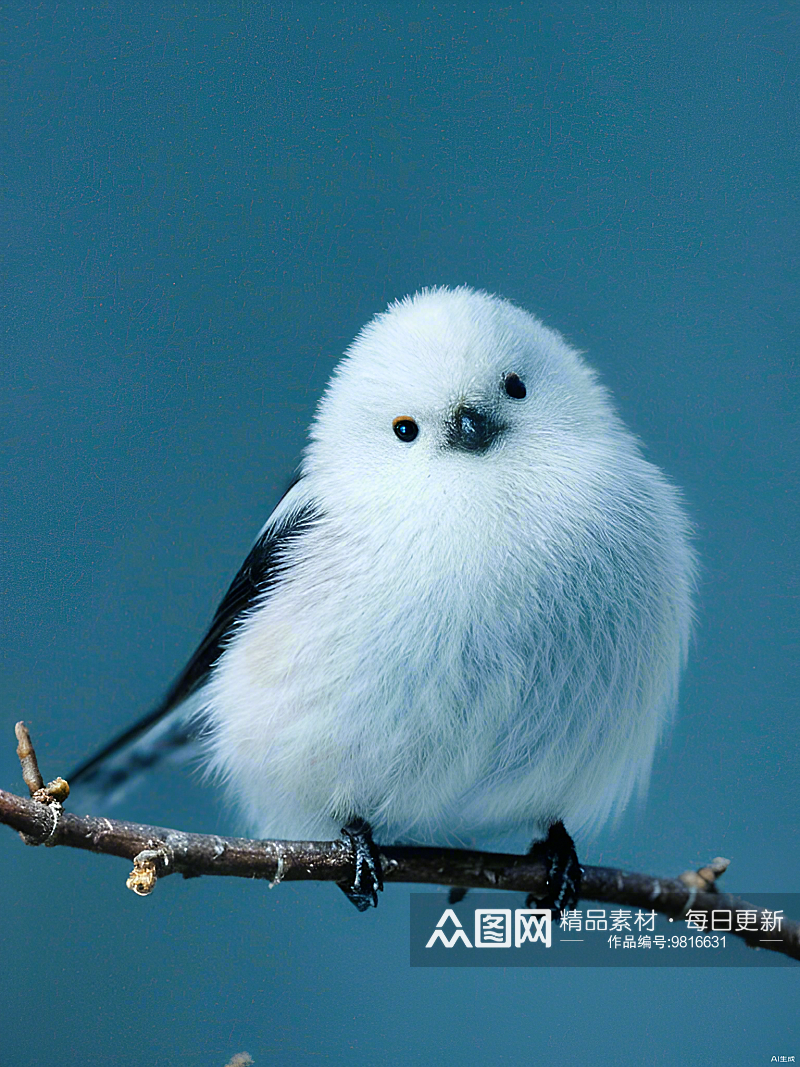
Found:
<box><xmin>425</xmin><ymin>908</ymin><xmax>552</xmax><ymax>949</ymax></box>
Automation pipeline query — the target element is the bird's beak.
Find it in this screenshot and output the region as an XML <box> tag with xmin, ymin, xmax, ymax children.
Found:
<box><xmin>445</xmin><ymin>403</ymin><xmax>505</xmax><ymax>454</ymax></box>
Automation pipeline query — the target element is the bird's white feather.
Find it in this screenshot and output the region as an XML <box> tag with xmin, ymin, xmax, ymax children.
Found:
<box><xmin>197</xmin><ymin>287</ymin><xmax>696</xmax><ymax>851</ymax></box>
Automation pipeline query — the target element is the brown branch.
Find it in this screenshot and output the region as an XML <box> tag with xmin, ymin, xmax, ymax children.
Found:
<box><xmin>3</xmin><ymin>725</ymin><xmax>798</xmax><ymax>962</ymax></box>
<box><xmin>15</xmin><ymin>722</ymin><xmax>70</xmax><ymax>804</ymax></box>
<box><xmin>15</xmin><ymin>721</ymin><xmax>44</xmax><ymax>794</ymax></box>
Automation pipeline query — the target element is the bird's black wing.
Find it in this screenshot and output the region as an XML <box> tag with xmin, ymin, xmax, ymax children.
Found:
<box><xmin>69</xmin><ymin>488</ymin><xmax>321</xmax><ymax>796</ymax></box>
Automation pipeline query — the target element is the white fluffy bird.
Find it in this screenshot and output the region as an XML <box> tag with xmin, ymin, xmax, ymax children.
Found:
<box><xmin>72</xmin><ymin>286</ymin><xmax>696</xmax><ymax>910</ymax></box>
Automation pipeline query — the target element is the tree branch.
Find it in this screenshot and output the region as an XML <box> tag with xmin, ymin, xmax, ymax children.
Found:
<box><xmin>3</xmin><ymin>724</ymin><xmax>798</xmax><ymax>962</ymax></box>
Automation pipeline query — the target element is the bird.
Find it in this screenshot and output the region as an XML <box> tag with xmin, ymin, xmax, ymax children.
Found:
<box><xmin>70</xmin><ymin>286</ymin><xmax>696</xmax><ymax>913</ymax></box>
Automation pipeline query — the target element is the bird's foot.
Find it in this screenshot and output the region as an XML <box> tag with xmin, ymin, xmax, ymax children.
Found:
<box><xmin>525</xmin><ymin>820</ymin><xmax>583</xmax><ymax>920</ymax></box>
<box><xmin>448</xmin><ymin>887</ymin><xmax>469</xmax><ymax>905</ymax></box>
<box><xmin>339</xmin><ymin>818</ymin><xmax>384</xmax><ymax>911</ymax></box>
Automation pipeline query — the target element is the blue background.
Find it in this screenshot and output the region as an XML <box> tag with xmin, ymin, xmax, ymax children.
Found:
<box><xmin>3</xmin><ymin>3</ymin><xmax>798</xmax><ymax>1064</ymax></box>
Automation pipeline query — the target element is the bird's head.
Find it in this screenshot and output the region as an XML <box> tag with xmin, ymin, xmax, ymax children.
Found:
<box><xmin>305</xmin><ymin>287</ymin><xmax>630</xmax><ymax>535</ymax></box>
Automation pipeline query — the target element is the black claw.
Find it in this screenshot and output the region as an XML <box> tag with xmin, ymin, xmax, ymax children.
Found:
<box><xmin>448</xmin><ymin>887</ymin><xmax>469</xmax><ymax>905</ymax></box>
<box><xmin>339</xmin><ymin>818</ymin><xmax>383</xmax><ymax>912</ymax></box>
<box><xmin>525</xmin><ymin>820</ymin><xmax>583</xmax><ymax>920</ymax></box>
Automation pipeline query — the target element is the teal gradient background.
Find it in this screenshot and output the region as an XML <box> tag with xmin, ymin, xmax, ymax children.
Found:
<box><xmin>2</xmin><ymin>3</ymin><xmax>798</xmax><ymax>1063</ymax></box>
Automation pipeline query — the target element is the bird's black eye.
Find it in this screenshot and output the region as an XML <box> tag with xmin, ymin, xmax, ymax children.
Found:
<box><xmin>392</xmin><ymin>416</ymin><xmax>419</xmax><ymax>442</ymax></box>
<box><xmin>503</xmin><ymin>372</ymin><xmax>527</xmax><ymax>399</ymax></box>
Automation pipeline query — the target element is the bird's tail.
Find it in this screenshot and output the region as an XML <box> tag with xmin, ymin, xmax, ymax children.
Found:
<box><xmin>67</xmin><ymin>693</ymin><xmax>205</xmax><ymax>812</ymax></box>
